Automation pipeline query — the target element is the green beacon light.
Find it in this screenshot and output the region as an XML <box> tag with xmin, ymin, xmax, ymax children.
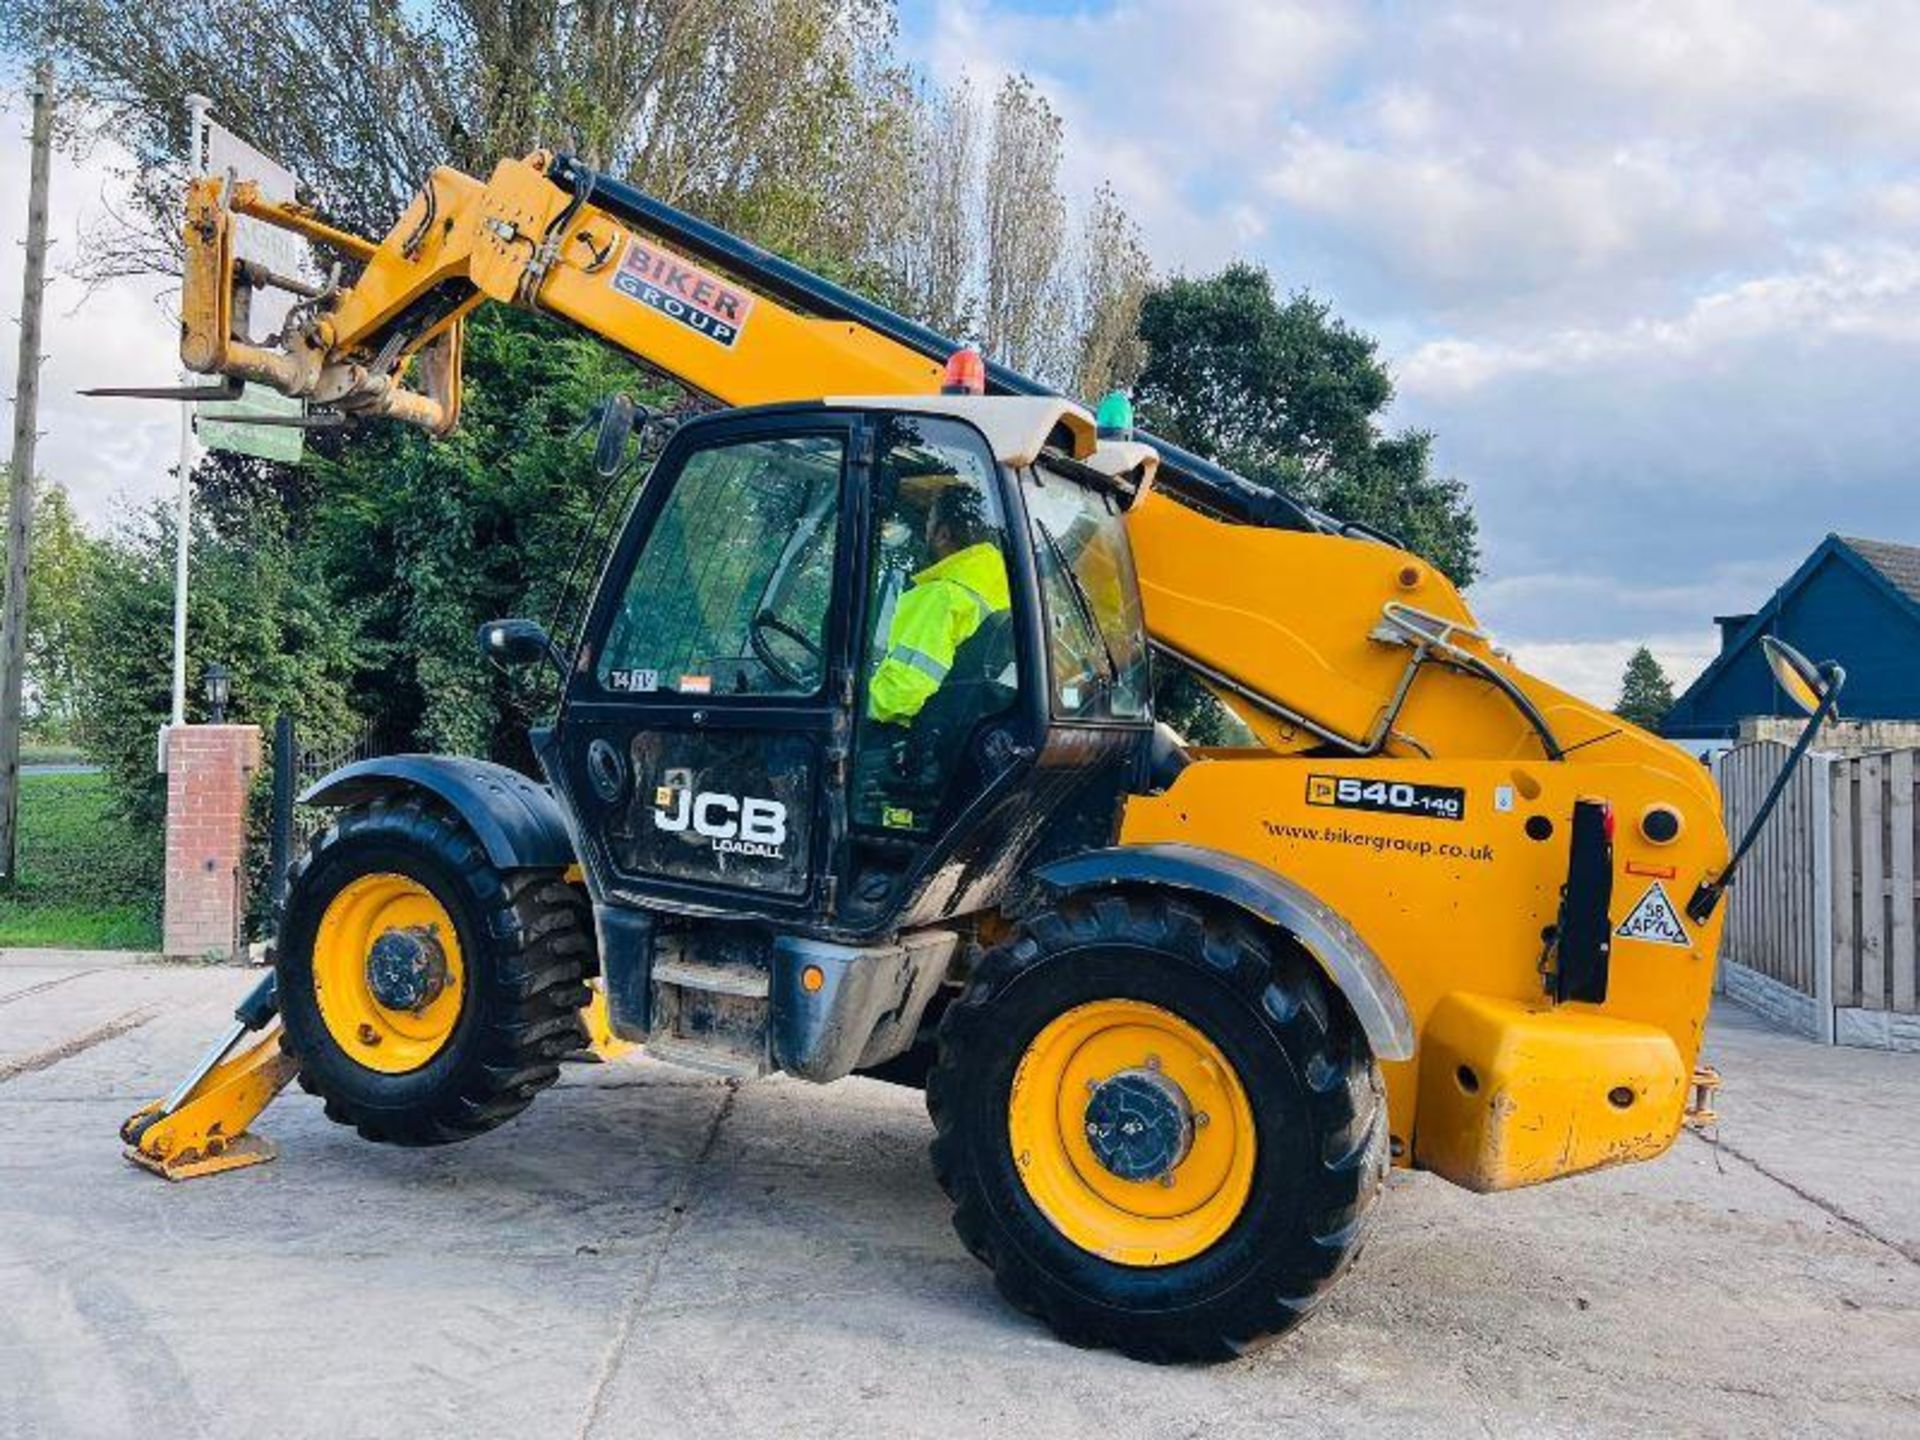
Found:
<box><xmin>1095</xmin><ymin>389</ymin><xmax>1135</xmax><ymax>441</ymax></box>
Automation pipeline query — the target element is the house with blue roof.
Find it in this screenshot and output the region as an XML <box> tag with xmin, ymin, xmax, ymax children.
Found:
<box><xmin>1661</xmin><ymin>535</ymin><xmax>1920</xmax><ymax>742</ymax></box>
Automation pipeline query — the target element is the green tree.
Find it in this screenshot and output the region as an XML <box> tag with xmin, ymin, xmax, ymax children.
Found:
<box><xmin>1614</xmin><ymin>647</ymin><xmax>1676</xmax><ymax>730</ymax></box>
<box><xmin>283</xmin><ymin>307</ymin><xmax>667</xmax><ymax>761</ymax></box>
<box><xmin>1133</xmin><ymin>264</ymin><xmax>1479</xmax><ymax>741</ymax></box>
<box><xmin>73</xmin><ymin>495</ymin><xmax>361</xmax><ymax>831</ymax></box>
<box><xmin>19</xmin><ymin>481</ymin><xmax>98</xmax><ymax>742</ymax></box>
<box><xmin>1134</xmin><ymin>264</ymin><xmax>1478</xmax><ymax>583</ymax></box>
<box><xmin>2</xmin><ymin>0</ymin><xmax>918</xmax><ymax>279</ymax></box>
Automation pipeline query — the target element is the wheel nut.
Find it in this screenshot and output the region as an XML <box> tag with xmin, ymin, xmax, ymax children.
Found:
<box><xmin>1144</xmin><ymin>1054</ymin><xmax>1161</xmax><ymax>1071</ymax></box>
<box><xmin>1159</xmin><ymin>1173</ymin><xmax>1177</xmax><ymax>1188</ymax></box>
<box><xmin>357</xmin><ymin>1023</ymin><xmax>381</xmax><ymax>1046</ymax></box>
<box><xmin>1194</xmin><ymin>1111</ymin><xmax>1210</xmax><ymax>1128</ymax></box>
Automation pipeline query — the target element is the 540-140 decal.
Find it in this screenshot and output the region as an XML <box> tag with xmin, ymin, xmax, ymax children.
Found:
<box><xmin>1306</xmin><ymin>774</ymin><xmax>1466</xmax><ymax>821</ymax></box>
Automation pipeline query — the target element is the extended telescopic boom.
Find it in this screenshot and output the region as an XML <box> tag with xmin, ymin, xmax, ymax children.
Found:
<box><xmin>536</xmin><ymin>156</ymin><xmax>1324</xmax><ymax>536</ymax></box>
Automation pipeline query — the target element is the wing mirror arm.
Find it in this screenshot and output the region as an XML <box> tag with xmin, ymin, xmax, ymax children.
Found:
<box><xmin>478</xmin><ymin>618</ymin><xmax>568</xmax><ymax>679</ymax></box>
<box><xmin>1687</xmin><ymin>638</ymin><xmax>1846</xmax><ymax>924</ymax></box>
<box><xmin>566</xmin><ymin>392</ymin><xmax>647</xmax><ymax>478</ymax></box>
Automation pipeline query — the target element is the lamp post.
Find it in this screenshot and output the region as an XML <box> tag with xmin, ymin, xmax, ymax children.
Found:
<box><xmin>203</xmin><ymin>663</ymin><xmax>231</xmax><ymax>724</ymax></box>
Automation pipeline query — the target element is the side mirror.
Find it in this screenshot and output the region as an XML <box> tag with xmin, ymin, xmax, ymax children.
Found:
<box><xmin>594</xmin><ymin>393</ymin><xmax>638</xmax><ymax>478</ymax></box>
<box><xmin>1760</xmin><ymin>634</ymin><xmax>1842</xmax><ymax>717</ymax></box>
<box><xmin>1689</xmin><ymin>636</ymin><xmax>1847</xmax><ymax>923</ymax></box>
<box><xmin>478</xmin><ymin>618</ymin><xmax>562</xmax><ymax>675</ymax></box>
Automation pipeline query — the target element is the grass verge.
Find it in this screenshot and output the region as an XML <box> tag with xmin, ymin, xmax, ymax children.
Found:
<box><xmin>0</xmin><ymin>771</ymin><xmax>161</xmax><ymax>950</ymax></box>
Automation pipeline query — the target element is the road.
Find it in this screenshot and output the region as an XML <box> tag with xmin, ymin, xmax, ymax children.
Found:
<box><xmin>1</xmin><ymin>951</ymin><xmax>1914</xmax><ymax>1439</ymax></box>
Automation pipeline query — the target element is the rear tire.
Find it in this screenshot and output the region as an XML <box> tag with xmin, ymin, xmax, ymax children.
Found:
<box><xmin>928</xmin><ymin>890</ymin><xmax>1387</xmax><ymax>1362</ymax></box>
<box><xmin>278</xmin><ymin>796</ymin><xmax>593</xmax><ymax>1146</ymax></box>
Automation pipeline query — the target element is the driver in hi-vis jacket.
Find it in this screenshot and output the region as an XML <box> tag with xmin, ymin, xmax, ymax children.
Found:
<box><xmin>868</xmin><ymin>482</ymin><xmax>1010</xmax><ymax>725</ymax></box>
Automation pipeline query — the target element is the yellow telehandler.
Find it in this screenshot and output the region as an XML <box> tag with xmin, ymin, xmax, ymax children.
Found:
<box><xmin>108</xmin><ymin>149</ymin><xmax>1842</xmax><ymax>1361</ymax></box>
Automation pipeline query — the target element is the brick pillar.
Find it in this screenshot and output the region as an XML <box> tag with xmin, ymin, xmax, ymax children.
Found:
<box><xmin>164</xmin><ymin>724</ymin><xmax>262</xmax><ymax>962</ymax></box>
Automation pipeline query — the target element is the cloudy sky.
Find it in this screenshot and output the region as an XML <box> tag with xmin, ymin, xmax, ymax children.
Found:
<box><xmin>4</xmin><ymin>1</ymin><xmax>1917</xmax><ymax>705</ymax></box>
<box><xmin>898</xmin><ymin>0</ymin><xmax>1920</xmax><ymax>700</ymax></box>
<box><xmin>0</xmin><ymin>96</ymin><xmax>178</xmax><ymax>518</ymax></box>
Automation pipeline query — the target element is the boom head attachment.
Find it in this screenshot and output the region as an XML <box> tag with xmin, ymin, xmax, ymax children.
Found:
<box><xmin>170</xmin><ymin>166</ymin><xmax>489</xmax><ymax>435</ymax></box>
<box><xmin>104</xmin><ymin>149</ymin><xmax>609</xmax><ymax>434</ymax></box>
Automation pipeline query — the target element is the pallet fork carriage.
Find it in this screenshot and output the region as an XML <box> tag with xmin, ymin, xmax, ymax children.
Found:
<box><xmin>114</xmin><ymin>145</ymin><xmax>1841</xmax><ymax>1358</ymax></box>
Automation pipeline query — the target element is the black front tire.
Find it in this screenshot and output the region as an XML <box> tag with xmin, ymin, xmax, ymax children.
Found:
<box><xmin>278</xmin><ymin>796</ymin><xmax>593</xmax><ymax>1146</ymax></box>
<box><xmin>928</xmin><ymin>891</ymin><xmax>1388</xmax><ymax>1362</ymax></box>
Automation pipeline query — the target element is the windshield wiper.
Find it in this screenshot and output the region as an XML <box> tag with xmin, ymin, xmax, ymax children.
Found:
<box><xmin>1034</xmin><ymin>519</ymin><xmax>1121</xmax><ymax>686</ymax></box>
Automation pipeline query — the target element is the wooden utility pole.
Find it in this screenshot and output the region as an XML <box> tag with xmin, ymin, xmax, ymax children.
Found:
<box><xmin>0</xmin><ymin>60</ymin><xmax>55</xmax><ymax>885</ymax></box>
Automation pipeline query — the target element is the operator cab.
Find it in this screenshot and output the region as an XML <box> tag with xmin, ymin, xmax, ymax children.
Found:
<box><xmin>532</xmin><ymin>392</ymin><xmax>1155</xmax><ymax>942</ymax></box>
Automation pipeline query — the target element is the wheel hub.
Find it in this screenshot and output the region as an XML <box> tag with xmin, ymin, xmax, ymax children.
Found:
<box><xmin>1083</xmin><ymin>1067</ymin><xmax>1194</xmax><ymax>1182</ymax></box>
<box><xmin>1007</xmin><ymin>998</ymin><xmax>1256</xmax><ymax>1267</ymax></box>
<box><xmin>365</xmin><ymin>925</ymin><xmax>449</xmax><ymax>1013</ymax></box>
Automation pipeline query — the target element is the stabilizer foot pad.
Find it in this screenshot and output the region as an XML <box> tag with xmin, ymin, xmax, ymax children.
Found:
<box><xmin>124</xmin><ymin>1133</ymin><xmax>278</xmax><ymax>1182</ymax></box>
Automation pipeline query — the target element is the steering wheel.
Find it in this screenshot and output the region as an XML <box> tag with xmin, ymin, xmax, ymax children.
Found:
<box><xmin>749</xmin><ymin>610</ymin><xmax>822</xmax><ymax>689</ymax></box>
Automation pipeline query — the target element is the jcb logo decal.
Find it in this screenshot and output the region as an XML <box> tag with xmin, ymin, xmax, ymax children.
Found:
<box><xmin>1306</xmin><ymin>774</ymin><xmax>1465</xmax><ymax>821</ymax></box>
<box><xmin>653</xmin><ymin>787</ymin><xmax>788</xmax><ymax>859</ymax></box>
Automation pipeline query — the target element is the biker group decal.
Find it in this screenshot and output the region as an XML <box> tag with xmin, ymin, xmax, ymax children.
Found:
<box><xmin>611</xmin><ymin>236</ymin><xmax>755</xmax><ymax>347</ymax></box>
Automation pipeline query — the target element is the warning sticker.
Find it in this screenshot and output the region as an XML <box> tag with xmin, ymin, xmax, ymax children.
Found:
<box><xmin>611</xmin><ymin>236</ymin><xmax>755</xmax><ymax>347</ymax></box>
<box><xmin>1615</xmin><ymin>881</ymin><xmax>1691</xmax><ymax>948</ymax></box>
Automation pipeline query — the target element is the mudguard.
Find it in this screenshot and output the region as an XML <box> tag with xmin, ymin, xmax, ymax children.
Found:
<box><xmin>1033</xmin><ymin>841</ymin><xmax>1415</xmax><ymax>1062</ymax></box>
<box><xmin>299</xmin><ymin>755</ymin><xmax>578</xmax><ymax>871</ymax></box>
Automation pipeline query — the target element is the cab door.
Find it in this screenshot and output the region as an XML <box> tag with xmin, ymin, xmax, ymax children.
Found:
<box><xmin>553</xmin><ymin>410</ymin><xmax>865</xmax><ymax>918</ymax></box>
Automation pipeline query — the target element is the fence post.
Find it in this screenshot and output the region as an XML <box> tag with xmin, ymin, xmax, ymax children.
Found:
<box><xmin>1811</xmin><ymin>752</ymin><xmax>1836</xmax><ymax>1045</ymax></box>
<box><xmin>268</xmin><ymin>713</ymin><xmax>295</xmax><ymax>938</ymax></box>
<box><xmin>1709</xmin><ymin>750</ymin><xmax>1726</xmax><ymax>995</ymax></box>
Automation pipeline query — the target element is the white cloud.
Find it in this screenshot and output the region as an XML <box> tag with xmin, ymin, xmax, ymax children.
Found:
<box><xmin>1399</xmin><ymin>241</ymin><xmax>1920</xmax><ymax>397</ymax></box>
<box><xmin>1526</xmin><ymin>1</ymin><xmax>1920</xmax><ymax>151</ymax></box>
<box><xmin>0</xmin><ymin>96</ymin><xmax>179</xmax><ymax>529</ymax></box>
<box><xmin>1261</xmin><ymin>133</ymin><xmax>1756</xmax><ymax>314</ymax></box>
<box><xmin>916</xmin><ymin>1</ymin><xmax>1367</xmax><ymax>272</ymax></box>
<box><xmin>916</xmin><ymin>0</ymin><xmax>1920</xmax><ymax>321</ymax></box>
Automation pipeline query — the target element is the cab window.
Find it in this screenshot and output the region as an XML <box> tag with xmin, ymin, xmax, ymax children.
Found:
<box><xmin>596</xmin><ymin>434</ymin><xmax>843</xmax><ymax>697</ymax></box>
<box><xmin>1024</xmin><ymin>466</ymin><xmax>1150</xmax><ymax>721</ymax></box>
<box><xmin>851</xmin><ymin>414</ymin><xmax>1021</xmax><ymax>834</ymax></box>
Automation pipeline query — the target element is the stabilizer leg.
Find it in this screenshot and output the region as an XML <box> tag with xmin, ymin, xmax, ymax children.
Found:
<box><xmin>122</xmin><ymin>973</ymin><xmax>298</xmax><ymax>1181</ymax></box>
<box><xmin>578</xmin><ymin>979</ymin><xmax>635</xmax><ymax>1062</ymax></box>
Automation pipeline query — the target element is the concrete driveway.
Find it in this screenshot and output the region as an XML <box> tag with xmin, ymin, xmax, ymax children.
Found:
<box><xmin>2</xmin><ymin>951</ymin><xmax>1914</xmax><ymax>1439</ymax></box>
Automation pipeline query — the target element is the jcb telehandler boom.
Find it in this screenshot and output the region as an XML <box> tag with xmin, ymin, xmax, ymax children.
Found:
<box><xmin>117</xmin><ymin>147</ymin><xmax>1826</xmax><ymax>1362</ymax></box>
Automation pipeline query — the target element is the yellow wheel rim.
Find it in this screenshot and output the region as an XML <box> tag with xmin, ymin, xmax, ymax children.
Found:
<box><xmin>1008</xmin><ymin>998</ymin><xmax>1257</xmax><ymax>1267</ymax></box>
<box><xmin>313</xmin><ymin>873</ymin><xmax>466</xmax><ymax>1075</ymax></box>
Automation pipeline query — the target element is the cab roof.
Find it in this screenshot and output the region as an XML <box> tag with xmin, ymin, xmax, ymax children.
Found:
<box><xmin>824</xmin><ymin>394</ymin><xmax>1098</xmax><ymax>467</ymax></box>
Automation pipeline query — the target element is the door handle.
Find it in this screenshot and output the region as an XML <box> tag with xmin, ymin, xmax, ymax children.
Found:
<box><xmin>587</xmin><ymin>738</ymin><xmax>627</xmax><ymax>802</ymax></box>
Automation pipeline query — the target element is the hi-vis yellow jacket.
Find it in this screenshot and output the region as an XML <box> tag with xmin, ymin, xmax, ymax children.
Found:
<box><xmin>869</xmin><ymin>542</ymin><xmax>1011</xmax><ymax>724</ymax></box>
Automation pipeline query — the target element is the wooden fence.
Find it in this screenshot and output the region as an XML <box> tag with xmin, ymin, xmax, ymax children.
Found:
<box><xmin>1832</xmin><ymin>749</ymin><xmax>1918</xmax><ymax>1016</ymax></box>
<box><xmin>1713</xmin><ymin>743</ymin><xmax>1920</xmax><ymax>1049</ymax></box>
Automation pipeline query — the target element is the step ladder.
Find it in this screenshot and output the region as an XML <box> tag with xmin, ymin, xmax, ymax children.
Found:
<box><xmin>644</xmin><ymin>954</ymin><xmax>771</xmax><ymax>1078</ymax></box>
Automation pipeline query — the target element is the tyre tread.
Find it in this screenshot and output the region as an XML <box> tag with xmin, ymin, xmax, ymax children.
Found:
<box><xmin>927</xmin><ymin>889</ymin><xmax>1388</xmax><ymax>1362</ymax></box>
<box><xmin>279</xmin><ymin>795</ymin><xmax>591</xmax><ymax>1148</ymax></box>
